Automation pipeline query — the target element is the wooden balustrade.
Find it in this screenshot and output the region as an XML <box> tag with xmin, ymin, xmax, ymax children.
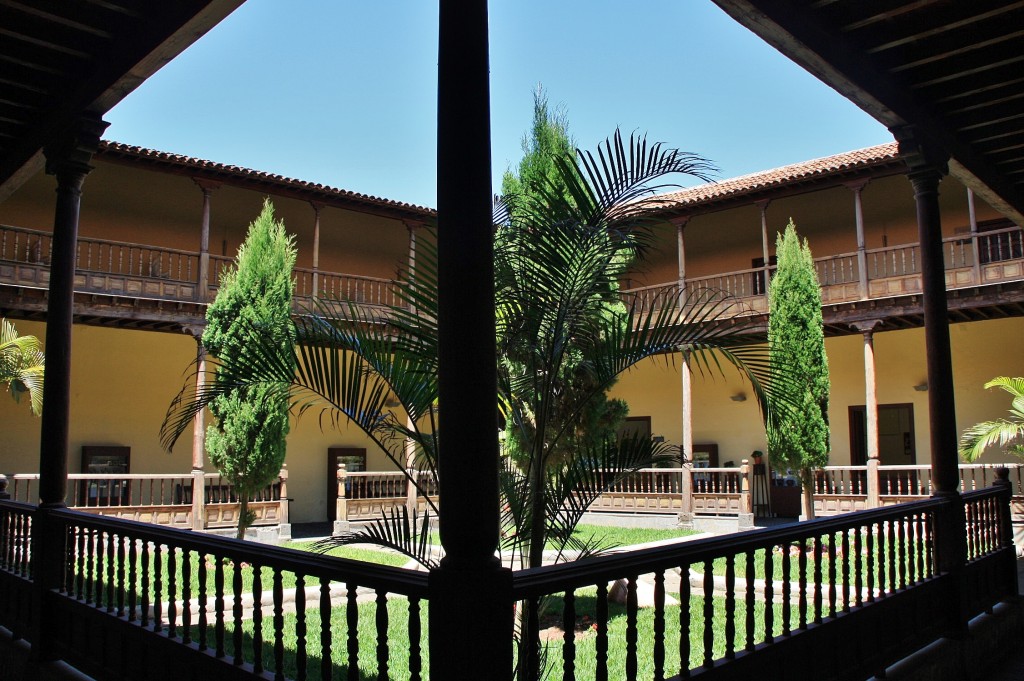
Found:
<box><xmin>0</xmin><ymin>475</ymin><xmax>1016</xmax><ymax>680</ymax></box>
<box><xmin>8</xmin><ymin>506</ymin><xmax>430</xmax><ymax>680</ymax></box>
<box><xmin>4</xmin><ymin>223</ymin><xmax>1023</xmax><ymax>324</ymax></box>
<box><xmin>813</xmin><ymin>463</ymin><xmax>1024</xmax><ymax>517</ymax></box>
<box><xmin>2</xmin><ymin>470</ymin><xmax>288</xmax><ymax>532</ymax></box>
<box><xmin>510</xmin><ymin>487</ymin><xmax>1014</xmax><ymax>681</ymax></box>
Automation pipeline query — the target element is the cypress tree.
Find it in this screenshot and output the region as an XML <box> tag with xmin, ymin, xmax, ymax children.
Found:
<box><xmin>203</xmin><ymin>199</ymin><xmax>296</xmax><ymax>539</ymax></box>
<box><xmin>767</xmin><ymin>220</ymin><xmax>830</xmax><ymax>518</ymax></box>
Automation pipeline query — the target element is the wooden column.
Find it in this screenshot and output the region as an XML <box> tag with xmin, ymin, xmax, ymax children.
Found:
<box><xmin>893</xmin><ymin>127</ymin><xmax>967</xmax><ymax>633</ymax></box>
<box><xmin>430</xmin><ymin>2</ymin><xmax>512</xmax><ymax>680</ymax></box>
<box><xmin>680</xmin><ymin>352</ymin><xmax>694</xmax><ymax>522</ymax></box>
<box><xmin>194</xmin><ymin>179</ymin><xmax>218</xmax><ymax>302</ymax></box>
<box><xmin>676</xmin><ymin>217</ymin><xmax>695</xmax><ymax>521</ymax></box>
<box><xmin>845</xmin><ymin>180</ymin><xmax>870</xmax><ymax>299</ymax></box>
<box><xmin>893</xmin><ymin>129</ymin><xmax>958</xmax><ymax>494</ymax></box>
<box><xmin>852</xmin><ymin>319</ymin><xmax>883</xmax><ymax>507</ymax></box>
<box><xmin>967</xmin><ymin>188</ymin><xmax>981</xmax><ymax>285</ymax></box>
<box><xmin>311</xmin><ymin>201</ymin><xmax>323</xmax><ymax>300</ymax></box>
<box><xmin>757</xmin><ymin>200</ymin><xmax>772</xmax><ymax>297</ymax></box>
<box><xmin>33</xmin><ymin>113</ymin><xmax>108</xmax><ymax>661</ymax></box>
<box><xmin>675</xmin><ymin>216</ymin><xmax>689</xmax><ymax>286</ymax></box>
<box><xmin>183</xmin><ymin>325</ymin><xmax>208</xmax><ymax>530</ymax></box>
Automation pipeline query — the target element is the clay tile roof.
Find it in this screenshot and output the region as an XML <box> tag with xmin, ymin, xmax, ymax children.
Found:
<box><xmin>655</xmin><ymin>142</ymin><xmax>902</xmax><ymax>210</ymax></box>
<box><xmin>97</xmin><ymin>140</ymin><xmax>436</xmax><ymax>220</ymax></box>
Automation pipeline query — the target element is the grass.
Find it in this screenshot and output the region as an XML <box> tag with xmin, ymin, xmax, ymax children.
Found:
<box><xmin>71</xmin><ymin>536</ymin><xmax>410</xmax><ymax>608</ymax></box>
<box><xmin>688</xmin><ymin>532</ymin><xmax>929</xmax><ymax>591</ymax></box>
<box><xmin>428</xmin><ymin>523</ymin><xmax>701</xmax><ymax>552</ymax></box>
<box><xmin>174</xmin><ymin>588</ymin><xmax>809</xmax><ymax>681</ymax></box>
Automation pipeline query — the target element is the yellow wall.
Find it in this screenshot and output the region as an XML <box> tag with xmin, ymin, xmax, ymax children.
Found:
<box><xmin>0</xmin><ymin>161</ymin><xmax>415</xmax><ymax>284</ymax></box>
<box><xmin>610</xmin><ymin>316</ymin><xmax>1024</xmax><ymax>469</ymax></box>
<box><xmin>0</xmin><ymin>320</ymin><xmax>405</xmax><ymax>523</ymax></box>
<box><xmin>624</xmin><ymin>172</ymin><xmax>1006</xmax><ymax>291</ymax></box>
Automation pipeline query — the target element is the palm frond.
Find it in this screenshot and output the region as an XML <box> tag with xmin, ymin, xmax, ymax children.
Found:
<box><xmin>313</xmin><ymin>506</ymin><xmax>439</xmax><ymax>569</ymax></box>
<box><xmin>959</xmin><ymin>377</ymin><xmax>1024</xmax><ymax>461</ymax></box>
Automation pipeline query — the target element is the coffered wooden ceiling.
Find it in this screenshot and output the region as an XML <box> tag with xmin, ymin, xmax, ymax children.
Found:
<box><xmin>712</xmin><ymin>0</ymin><xmax>1024</xmax><ymax>225</ymax></box>
<box><xmin>0</xmin><ymin>0</ymin><xmax>244</xmax><ymax>201</ymax></box>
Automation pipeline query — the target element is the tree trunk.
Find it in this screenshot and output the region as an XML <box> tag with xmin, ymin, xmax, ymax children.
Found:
<box><xmin>800</xmin><ymin>471</ymin><xmax>815</xmax><ymax>520</ymax></box>
<box><xmin>236</xmin><ymin>497</ymin><xmax>250</xmax><ymax>540</ymax></box>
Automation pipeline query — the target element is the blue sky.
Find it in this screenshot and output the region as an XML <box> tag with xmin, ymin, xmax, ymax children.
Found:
<box><xmin>105</xmin><ymin>1</ymin><xmax>890</xmax><ymax>209</ymax></box>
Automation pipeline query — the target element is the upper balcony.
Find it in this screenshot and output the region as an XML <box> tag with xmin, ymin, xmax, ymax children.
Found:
<box><xmin>624</xmin><ymin>223</ymin><xmax>1024</xmax><ymax>332</ymax></box>
<box><xmin>1</xmin><ymin>221</ymin><xmax>1023</xmax><ymax>334</ymax></box>
<box><xmin>0</xmin><ymin>223</ymin><xmax>403</xmax><ymax>331</ymax></box>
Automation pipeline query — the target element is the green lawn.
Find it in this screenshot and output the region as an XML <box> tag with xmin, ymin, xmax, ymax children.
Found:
<box><xmin>183</xmin><ymin>589</ymin><xmax>805</xmax><ymax>681</ymax></box>
<box><xmin>428</xmin><ymin>523</ymin><xmax>701</xmax><ymax>552</ymax></box>
<box><xmin>73</xmin><ymin>538</ymin><xmax>409</xmax><ymax>609</ymax></box>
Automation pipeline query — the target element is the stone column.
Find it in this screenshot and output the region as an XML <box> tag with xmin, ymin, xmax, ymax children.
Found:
<box><xmin>757</xmin><ymin>200</ymin><xmax>772</xmax><ymax>297</ymax></box>
<box><xmin>33</xmin><ymin>113</ymin><xmax>108</xmax><ymax>661</ymax></box>
<box><xmin>431</xmin><ymin>2</ymin><xmax>513</xmax><ymax>679</ymax></box>
<box><xmin>193</xmin><ymin>179</ymin><xmax>219</xmax><ymax>302</ymax></box>
<box><xmin>310</xmin><ymin>201</ymin><xmax>323</xmax><ymax>300</ymax></box>
<box><xmin>845</xmin><ymin>180</ymin><xmax>870</xmax><ymax>299</ymax></box>
<box><xmin>852</xmin><ymin>319</ymin><xmax>883</xmax><ymax>508</ymax></box>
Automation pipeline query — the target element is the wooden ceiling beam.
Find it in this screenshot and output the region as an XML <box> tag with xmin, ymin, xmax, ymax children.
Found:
<box><xmin>857</xmin><ymin>0</ymin><xmax>1024</xmax><ymax>54</ymax></box>
<box><xmin>710</xmin><ymin>0</ymin><xmax>1024</xmax><ymax>224</ymax></box>
<box><xmin>901</xmin><ymin>42</ymin><xmax>1024</xmax><ymax>89</ymax></box>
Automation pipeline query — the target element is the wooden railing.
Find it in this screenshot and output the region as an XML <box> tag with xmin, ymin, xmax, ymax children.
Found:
<box><xmin>1</xmin><ymin>475</ymin><xmax>1016</xmax><ymax>680</ymax></box>
<box><xmin>334</xmin><ymin>467</ymin><xmax>438</xmax><ymax>523</ymax></box>
<box><xmin>3</xmin><ymin>470</ymin><xmax>289</xmax><ymax>532</ymax></box>
<box><xmin>510</xmin><ymin>482</ymin><xmax>1016</xmax><ymax>681</ymax></box>
<box><xmin>0</xmin><ymin>504</ymin><xmax>429</xmax><ymax>681</ymax></box>
<box><xmin>813</xmin><ymin>463</ymin><xmax>1024</xmax><ymax>517</ymax></box>
<box><xmin>622</xmin><ymin>224</ymin><xmax>1024</xmax><ymax>315</ymax></box>
<box><xmin>4</xmin><ymin>222</ymin><xmax>1022</xmax><ymax>323</ymax></box>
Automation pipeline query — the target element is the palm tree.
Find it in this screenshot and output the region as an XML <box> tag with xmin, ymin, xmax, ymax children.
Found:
<box><xmin>959</xmin><ymin>376</ymin><xmax>1024</xmax><ymax>461</ymax></box>
<box><xmin>1</xmin><ymin>318</ymin><xmax>44</xmax><ymax>415</ymax></box>
<box><xmin>161</xmin><ymin>131</ymin><xmax>794</xmax><ymax>679</ymax></box>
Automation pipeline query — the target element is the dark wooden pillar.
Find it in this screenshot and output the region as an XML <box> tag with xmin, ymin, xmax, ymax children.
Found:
<box><xmin>894</xmin><ymin>129</ymin><xmax>959</xmax><ymax>495</ymax></box>
<box><xmin>430</xmin><ymin>1</ymin><xmax>512</xmax><ymax>680</ymax></box>
<box><xmin>37</xmin><ymin>114</ymin><xmax>107</xmax><ymax>506</ymax></box>
<box><xmin>894</xmin><ymin>126</ymin><xmax>967</xmax><ymax>635</ymax></box>
<box><xmin>33</xmin><ymin>113</ymin><xmax>108</xmax><ymax>659</ymax></box>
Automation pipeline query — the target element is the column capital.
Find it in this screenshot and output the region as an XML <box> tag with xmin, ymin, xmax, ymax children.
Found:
<box><xmin>842</xmin><ymin>178</ymin><xmax>870</xmax><ymax>193</ymax></box>
<box><xmin>754</xmin><ymin>199</ymin><xmax>771</xmax><ymax>212</ymax></box>
<box><xmin>182</xmin><ymin>324</ymin><xmax>206</xmax><ymax>341</ymax></box>
<box><xmin>891</xmin><ymin>125</ymin><xmax>949</xmax><ymax>179</ymax></box>
<box><xmin>43</xmin><ymin>114</ymin><xmax>109</xmax><ymax>180</ymax></box>
<box><xmin>404</xmin><ymin>219</ymin><xmax>426</xmax><ymax>232</ymax></box>
<box><xmin>192</xmin><ymin>177</ymin><xmax>221</xmax><ymax>193</ymax></box>
<box><xmin>850</xmin><ymin>319</ymin><xmax>883</xmax><ymax>336</ymax></box>
<box><xmin>670</xmin><ymin>215</ymin><xmax>691</xmax><ymax>228</ymax></box>
<box><xmin>310</xmin><ymin>200</ymin><xmax>325</xmax><ymax>214</ymax></box>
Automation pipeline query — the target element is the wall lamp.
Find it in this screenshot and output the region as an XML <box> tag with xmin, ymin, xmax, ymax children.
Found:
<box><xmin>730</xmin><ymin>393</ymin><xmax>747</xmax><ymax>402</ymax></box>
<box><xmin>913</xmin><ymin>382</ymin><xmax>929</xmax><ymax>392</ymax></box>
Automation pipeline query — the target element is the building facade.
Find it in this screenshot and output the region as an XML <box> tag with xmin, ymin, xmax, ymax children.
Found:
<box><xmin>2</xmin><ymin>140</ymin><xmax>1022</xmax><ymax>523</ymax></box>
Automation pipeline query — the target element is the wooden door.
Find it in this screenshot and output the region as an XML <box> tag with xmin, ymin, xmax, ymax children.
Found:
<box><xmin>327</xmin><ymin>447</ymin><xmax>366</xmax><ymax>521</ymax></box>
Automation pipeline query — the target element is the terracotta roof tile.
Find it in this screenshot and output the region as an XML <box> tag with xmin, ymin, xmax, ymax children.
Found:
<box><xmin>98</xmin><ymin>140</ymin><xmax>436</xmax><ymax>218</ymax></box>
<box><xmin>655</xmin><ymin>142</ymin><xmax>901</xmax><ymax>210</ymax></box>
